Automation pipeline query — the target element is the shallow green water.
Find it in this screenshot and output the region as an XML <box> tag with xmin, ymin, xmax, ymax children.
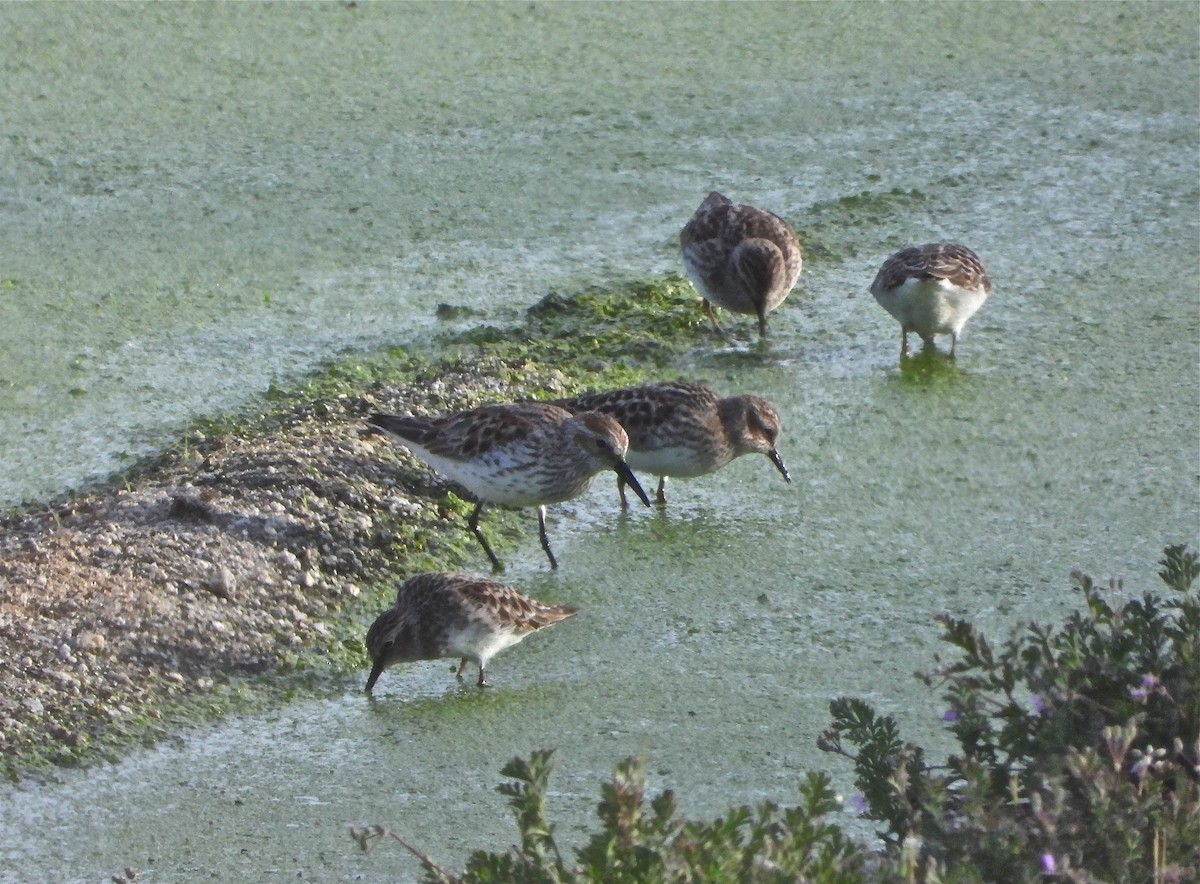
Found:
<box><xmin>2</xmin><ymin>2</ymin><xmax>1198</xmax><ymax>881</ymax></box>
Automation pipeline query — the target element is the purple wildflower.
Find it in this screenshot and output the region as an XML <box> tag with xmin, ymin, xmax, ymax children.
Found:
<box><xmin>1031</xmin><ymin>694</ymin><xmax>1048</xmax><ymax>715</ymax></box>
<box><xmin>1130</xmin><ymin>752</ymin><xmax>1153</xmax><ymax>780</ymax></box>
<box><xmin>942</xmin><ymin>709</ymin><xmax>958</xmax><ymax>722</ymax></box>
<box><xmin>1042</xmin><ymin>853</ymin><xmax>1057</xmax><ymax>875</ymax></box>
<box><xmin>1130</xmin><ymin>673</ymin><xmax>1160</xmax><ymax>702</ymax></box>
<box><xmin>848</xmin><ymin>792</ymin><xmax>869</xmax><ymax>815</ymax></box>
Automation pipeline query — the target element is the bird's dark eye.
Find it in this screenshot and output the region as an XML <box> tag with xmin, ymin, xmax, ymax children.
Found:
<box><xmin>595</xmin><ymin>438</ymin><xmax>609</xmax><ymax>451</ymax></box>
<box><xmin>383</xmin><ymin>640</ymin><xmax>394</xmax><ymax>651</ymax></box>
<box><xmin>751</xmin><ymin>413</ymin><xmax>777</xmax><ymax>442</ymax></box>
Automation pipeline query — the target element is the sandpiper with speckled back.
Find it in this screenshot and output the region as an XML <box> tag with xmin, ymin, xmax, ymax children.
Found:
<box><xmin>367</xmin><ymin>402</ymin><xmax>651</xmax><ymax>571</ymax></box>
<box><xmin>680</xmin><ymin>191</ymin><xmax>802</xmax><ymax>338</ymax></box>
<box><xmin>364</xmin><ymin>572</ymin><xmax>579</xmax><ymax>691</ymax></box>
<box><xmin>558</xmin><ymin>379</ymin><xmax>790</xmax><ymax>505</ymax></box>
<box><xmin>869</xmin><ymin>242</ymin><xmax>992</xmax><ymax>358</ymax></box>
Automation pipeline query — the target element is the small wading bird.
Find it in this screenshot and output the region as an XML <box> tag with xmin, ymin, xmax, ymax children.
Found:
<box><xmin>869</xmin><ymin>242</ymin><xmax>992</xmax><ymax>359</ymax></box>
<box><xmin>680</xmin><ymin>191</ymin><xmax>802</xmax><ymax>338</ymax></box>
<box><xmin>558</xmin><ymin>380</ymin><xmax>790</xmax><ymax>505</ymax></box>
<box><xmin>364</xmin><ymin>572</ymin><xmax>579</xmax><ymax>691</ymax></box>
<box><xmin>367</xmin><ymin>402</ymin><xmax>651</xmax><ymax>571</ymax></box>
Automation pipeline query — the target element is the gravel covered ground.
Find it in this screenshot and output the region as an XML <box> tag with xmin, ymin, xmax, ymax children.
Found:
<box><xmin>0</xmin><ymin>357</ymin><xmax>577</xmax><ymax>771</ymax></box>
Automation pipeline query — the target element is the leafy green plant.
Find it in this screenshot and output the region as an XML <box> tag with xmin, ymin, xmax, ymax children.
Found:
<box><xmin>819</xmin><ymin>544</ymin><xmax>1200</xmax><ymax>882</ymax></box>
<box><xmin>351</xmin><ymin>749</ymin><xmax>863</xmax><ymax>883</ymax></box>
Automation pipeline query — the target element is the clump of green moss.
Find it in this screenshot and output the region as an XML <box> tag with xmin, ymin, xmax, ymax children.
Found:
<box><xmin>453</xmin><ymin>275</ymin><xmax>706</xmax><ymax>373</ymax></box>
<box><xmin>796</xmin><ymin>187</ymin><xmax>931</xmax><ymax>264</ymax></box>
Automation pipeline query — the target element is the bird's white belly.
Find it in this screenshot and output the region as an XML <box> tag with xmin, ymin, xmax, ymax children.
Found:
<box><xmin>626</xmin><ymin>445</ymin><xmax>722</xmax><ymax>478</ymax></box>
<box><xmin>875</xmin><ymin>278</ymin><xmax>988</xmax><ymax>336</ymax></box>
<box><xmin>418</xmin><ymin>448</ymin><xmax>592</xmax><ymax>507</ymax></box>
<box><xmin>444</xmin><ymin>620</ymin><xmax>525</xmax><ymax>664</ymax></box>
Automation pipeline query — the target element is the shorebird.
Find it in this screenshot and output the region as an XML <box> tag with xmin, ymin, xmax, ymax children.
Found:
<box><xmin>559</xmin><ymin>380</ymin><xmax>790</xmax><ymax>505</ymax></box>
<box><xmin>367</xmin><ymin>402</ymin><xmax>651</xmax><ymax>570</ymax></box>
<box><xmin>365</xmin><ymin>572</ymin><xmax>578</xmax><ymax>690</ymax></box>
<box><xmin>869</xmin><ymin>242</ymin><xmax>992</xmax><ymax>359</ymax></box>
<box><xmin>680</xmin><ymin>191</ymin><xmax>802</xmax><ymax>338</ymax></box>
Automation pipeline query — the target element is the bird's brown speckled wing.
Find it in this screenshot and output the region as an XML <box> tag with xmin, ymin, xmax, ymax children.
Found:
<box><xmin>454</xmin><ymin>576</ymin><xmax>579</xmax><ymax>632</ymax></box>
<box><xmin>560</xmin><ymin>381</ymin><xmax>719</xmax><ymax>436</ymax></box>
<box><xmin>682</xmin><ymin>193</ymin><xmax>795</xmax><ymax>251</ymax></box>
<box><xmin>369</xmin><ymin>403</ymin><xmax>572</xmax><ymax>460</ymax></box>
<box><xmin>682</xmin><ymin>194</ymin><xmax>800</xmax><ymax>289</ymax></box>
<box><xmin>680</xmin><ymin>192</ymin><xmax>731</xmax><ymax>247</ymax></box>
<box><xmin>873</xmin><ymin>243</ymin><xmax>991</xmax><ymax>293</ymax></box>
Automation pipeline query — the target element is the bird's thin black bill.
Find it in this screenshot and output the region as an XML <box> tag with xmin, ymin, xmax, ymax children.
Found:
<box><xmin>614</xmin><ymin>462</ymin><xmax>653</xmax><ymax>507</ymax></box>
<box><xmin>769</xmin><ymin>449</ymin><xmax>791</xmax><ymax>483</ymax></box>
<box><xmin>365</xmin><ymin>660</ymin><xmax>386</xmax><ymax>692</ymax></box>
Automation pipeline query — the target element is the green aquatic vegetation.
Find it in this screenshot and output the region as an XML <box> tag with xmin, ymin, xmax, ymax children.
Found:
<box><xmin>890</xmin><ymin>347</ymin><xmax>968</xmax><ymax>389</ymax></box>
<box><xmin>418</xmin><ymin>278</ymin><xmax>706</xmax><ymax>395</ymax></box>
<box><xmin>5</xmin><ymin>672</ymin><xmax>288</xmax><ymax>779</ymax></box>
<box><xmin>506</xmin><ymin>276</ymin><xmax>707</xmax><ymax>365</ymax></box>
<box><xmin>796</xmin><ymin>187</ymin><xmax>931</xmax><ymax>264</ymax></box>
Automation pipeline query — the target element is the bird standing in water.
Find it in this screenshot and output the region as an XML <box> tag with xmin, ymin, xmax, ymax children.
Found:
<box><xmin>367</xmin><ymin>402</ymin><xmax>651</xmax><ymax>570</ymax></box>
<box><xmin>869</xmin><ymin>242</ymin><xmax>992</xmax><ymax>359</ymax></box>
<box><xmin>364</xmin><ymin>572</ymin><xmax>578</xmax><ymax>691</ymax></box>
<box><xmin>681</xmin><ymin>191</ymin><xmax>802</xmax><ymax>338</ymax></box>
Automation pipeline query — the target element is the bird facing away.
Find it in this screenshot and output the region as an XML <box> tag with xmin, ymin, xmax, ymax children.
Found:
<box><xmin>364</xmin><ymin>572</ymin><xmax>579</xmax><ymax>691</ymax></box>
<box><xmin>557</xmin><ymin>380</ymin><xmax>791</xmax><ymax>506</ymax></box>
<box><xmin>680</xmin><ymin>191</ymin><xmax>802</xmax><ymax>338</ymax></box>
<box><xmin>367</xmin><ymin>402</ymin><xmax>651</xmax><ymax>571</ymax></box>
<box><xmin>869</xmin><ymin>242</ymin><xmax>992</xmax><ymax>359</ymax></box>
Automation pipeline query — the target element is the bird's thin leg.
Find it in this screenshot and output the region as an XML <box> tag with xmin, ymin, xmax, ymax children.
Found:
<box><xmin>476</xmin><ymin>665</ymin><xmax>488</xmax><ymax>688</ymax></box>
<box><xmin>467</xmin><ymin>502</ymin><xmax>504</xmax><ymax>572</ymax></box>
<box><xmin>949</xmin><ymin>331</ymin><xmax>959</xmax><ymax>359</ymax></box>
<box><xmin>757</xmin><ymin>309</ymin><xmax>768</xmax><ymax>338</ymax></box>
<box><xmin>900</xmin><ymin>329</ymin><xmax>910</xmax><ymax>360</ymax></box>
<box><xmin>656</xmin><ymin>476</ymin><xmax>668</xmax><ymax>505</ymax></box>
<box><xmin>703</xmin><ymin>300</ymin><xmax>727</xmax><ymax>336</ymax></box>
<box><xmin>455</xmin><ymin>658</ymin><xmax>469</xmax><ymax>680</ymax></box>
<box><xmin>537</xmin><ymin>505</ymin><xmax>559</xmax><ymax>569</ymax></box>
<box><xmin>617</xmin><ymin>475</ymin><xmax>629</xmax><ymax>508</ymax></box>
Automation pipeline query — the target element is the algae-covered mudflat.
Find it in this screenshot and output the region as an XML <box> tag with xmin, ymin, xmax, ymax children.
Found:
<box><xmin>0</xmin><ymin>2</ymin><xmax>1197</xmax><ymax>881</ymax></box>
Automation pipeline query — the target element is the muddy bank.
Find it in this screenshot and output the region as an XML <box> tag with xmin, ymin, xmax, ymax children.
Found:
<box><xmin>0</xmin><ymin>281</ymin><xmax>697</xmax><ymax>774</ymax></box>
